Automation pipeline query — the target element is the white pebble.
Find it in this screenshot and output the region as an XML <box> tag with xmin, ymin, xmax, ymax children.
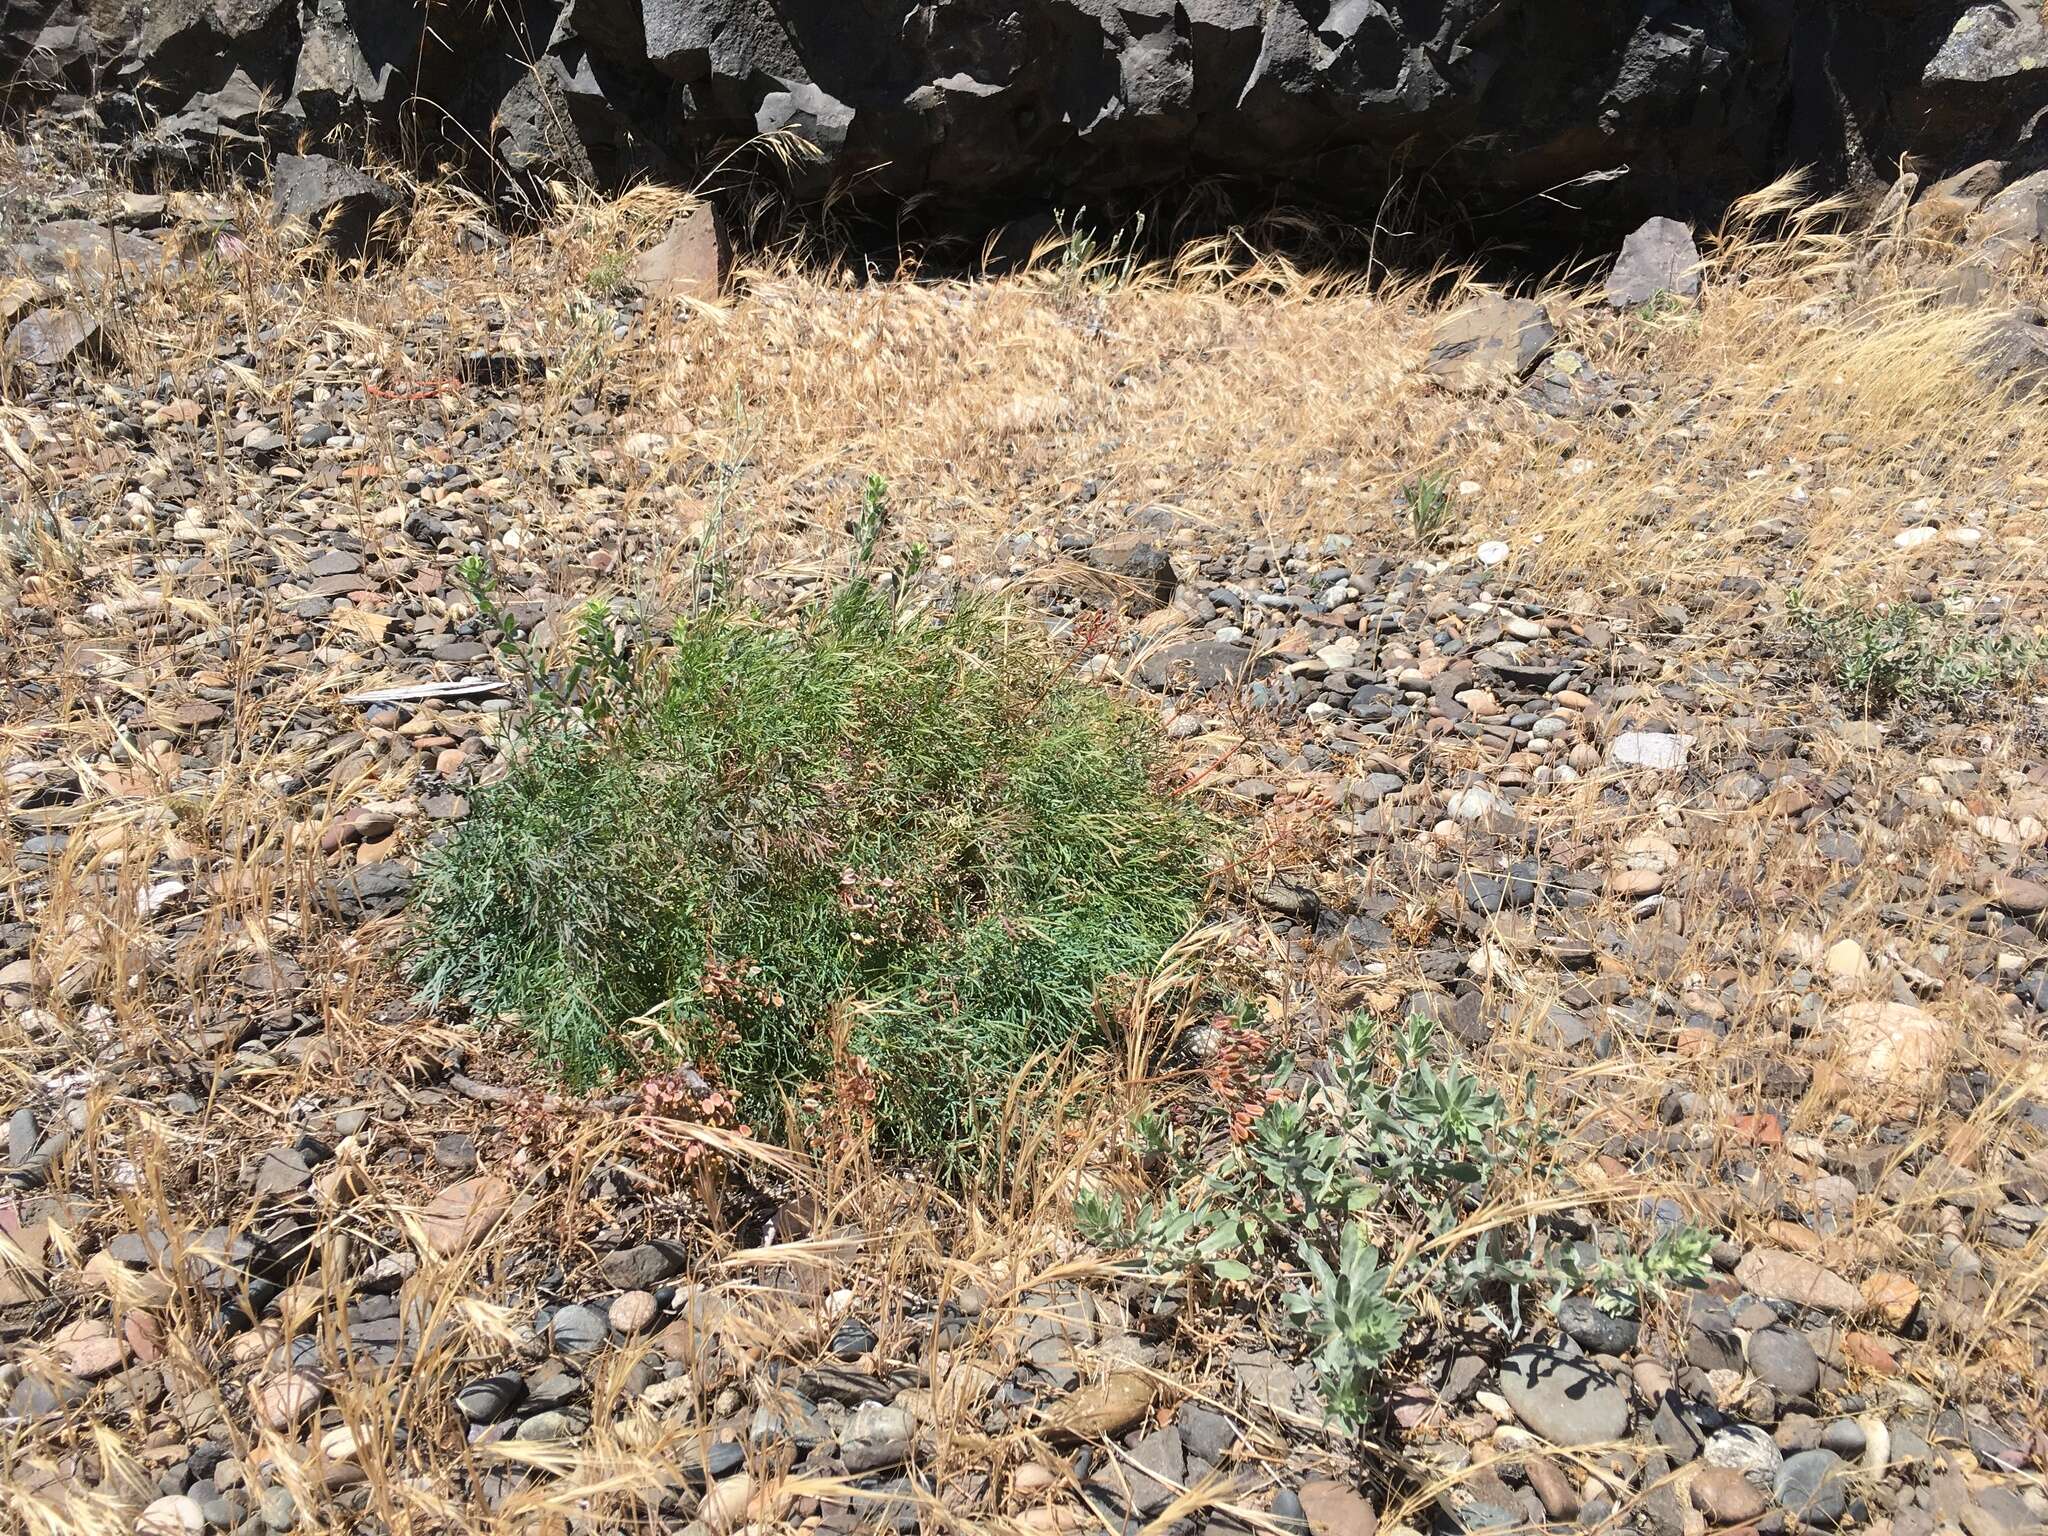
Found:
<box><xmin>136</xmin><ymin>1497</ymin><xmax>203</xmax><ymax>1536</ymax></box>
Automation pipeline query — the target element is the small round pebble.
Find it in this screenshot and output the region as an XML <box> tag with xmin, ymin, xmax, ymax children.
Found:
<box><xmin>609</xmin><ymin>1289</ymin><xmax>657</xmax><ymax>1333</ymax></box>
<box><xmin>1747</xmin><ymin>1326</ymin><xmax>1821</xmax><ymax>1397</ymax></box>
<box><xmin>136</xmin><ymin>1495</ymin><xmax>204</xmax><ymax>1536</ymax></box>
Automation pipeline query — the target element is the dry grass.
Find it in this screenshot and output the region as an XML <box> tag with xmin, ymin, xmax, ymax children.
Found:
<box><xmin>2</xmin><ymin>126</ymin><xmax>2046</xmax><ymax>1532</ymax></box>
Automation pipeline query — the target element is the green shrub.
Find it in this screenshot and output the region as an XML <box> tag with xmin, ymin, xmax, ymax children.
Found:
<box><xmin>1077</xmin><ymin>1015</ymin><xmax>1712</xmax><ymax>1432</ymax></box>
<box><xmin>410</xmin><ymin>570</ymin><xmax>1215</xmax><ymax>1162</ymax></box>
<box><xmin>1788</xmin><ymin>590</ymin><xmax>2047</xmax><ymax>716</ymax></box>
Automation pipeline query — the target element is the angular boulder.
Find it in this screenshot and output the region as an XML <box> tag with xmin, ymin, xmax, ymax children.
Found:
<box><xmin>8</xmin><ymin>219</ymin><xmax>169</xmax><ymax>287</ymax></box>
<box><xmin>4</xmin><ymin>305</ymin><xmax>104</xmax><ymax>369</ymax></box>
<box><xmin>1425</xmin><ymin>296</ymin><xmax>1555</xmax><ymax>389</ymax></box>
<box><xmin>1081</xmin><ymin>535</ymin><xmax>1178</xmax><ymax>614</ymax></box>
<box><xmin>629</xmin><ymin>204</ymin><xmax>728</xmax><ymax>302</ymax></box>
<box><xmin>1970</xmin><ymin>168</ymin><xmax>2048</xmax><ymax>256</ymax></box>
<box><xmin>1605</xmin><ymin>217</ymin><xmax>1702</xmax><ymax>308</ymax></box>
<box><xmin>272</xmin><ymin>152</ymin><xmax>404</xmax><ymax>257</ymax></box>
<box><xmin>1971</xmin><ymin>309</ymin><xmax>2048</xmax><ymax>396</ymax></box>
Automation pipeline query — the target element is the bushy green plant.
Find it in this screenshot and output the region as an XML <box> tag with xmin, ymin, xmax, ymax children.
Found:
<box><xmin>1788</xmin><ymin>590</ymin><xmax>2047</xmax><ymax>716</ymax></box>
<box><xmin>1075</xmin><ymin>1015</ymin><xmax>1710</xmax><ymax>1432</ymax></box>
<box><xmin>411</xmin><ymin>561</ymin><xmax>1215</xmax><ymax>1162</ymax></box>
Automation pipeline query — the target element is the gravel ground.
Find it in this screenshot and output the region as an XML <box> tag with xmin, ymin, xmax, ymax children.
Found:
<box><xmin>3</xmin><ymin>121</ymin><xmax>2046</xmax><ymax>1536</ymax></box>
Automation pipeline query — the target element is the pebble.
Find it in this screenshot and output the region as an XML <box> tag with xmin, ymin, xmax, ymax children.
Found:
<box><xmin>1831</xmin><ymin>1000</ymin><xmax>1953</xmax><ymax>1088</ymax></box>
<box><xmin>135</xmin><ymin>1495</ymin><xmax>204</xmax><ymax>1536</ymax></box>
<box><xmin>1775</xmin><ymin>1449</ymin><xmax>1850</xmax><ymax>1527</ymax></box>
<box><xmin>419</xmin><ymin>1175</ymin><xmax>514</xmax><ymax>1256</ymax></box>
<box><xmin>1557</xmin><ymin>1296</ymin><xmax>1640</xmax><ymax>1356</ymax></box>
<box><xmin>1269</xmin><ymin>1488</ymin><xmax>1308</xmax><ymax>1534</ymax></box>
<box><xmin>514</xmin><ymin>1409</ymin><xmax>581</xmax><ymax>1441</ymax></box>
<box><xmin>1608</xmin><ymin>731</ymin><xmax>1691</xmax><ymax>770</ymax></box>
<box><xmin>608</xmin><ymin>1290</ymin><xmax>657</xmax><ymax>1333</ymax></box>
<box><xmin>1298</xmin><ymin>1479</ymin><xmax>1380</xmax><ymax>1536</ymax></box>
<box><xmin>841</xmin><ymin>1400</ymin><xmax>917</xmax><ymax>1472</ymax></box>
<box><xmin>698</xmin><ymin>1472</ymin><xmax>754</xmax><ymax>1535</ymax></box>
<box><xmin>1691</xmin><ymin>1466</ymin><xmax>1767</xmax><ymax>1525</ymax></box>
<box><xmin>829</xmin><ymin>1317</ymin><xmax>879</xmax><ymax>1359</ymax></box>
<box><xmin>52</xmin><ymin>1320</ymin><xmax>126</xmax><ymax>1379</ymax></box>
<box><xmin>1703</xmin><ymin>1426</ymin><xmax>1783</xmax><ymax>1487</ymax></box>
<box><xmin>1747</xmin><ymin>1326</ymin><xmax>1821</xmax><ymax>1397</ymax></box>
<box><xmin>257</xmin><ymin>1487</ymin><xmax>297</xmax><ymax>1532</ymax></box>
<box><xmin>599</xmin><ymin>1242</ymin><xmax>688</xmax><ymax>1289</ymax></box>
<box><xmin>547</xmin><ymin>1303</ymin><xmax>610</xmax><ymax>1354</ymax></box>
<box><xmin>1858</xmin><ymin>1416</ymin><xmax>1891</xmax><ymax>1474</ymax></box>
<box><xmin>1823</xmin><ymin>938</ymin><xmax>1871</xmax><ymax>983</ymax></box>
<box><xmin>1734</xmin><ymin>1250</ymin><xmax>1861</xmax><ymax>1313</ymax></box>
<box><xmin>1497</xmin><ymin>1345</ymin><xmax>1629</xmax><ymax>1446</ymax></box>
<box><xmin>252</xmin><ymin>1370</ymin><xmax>323</xmax><ymax>1429</ymax></box>
<box><xmin>1820</xmin><ymin>1419</ymin><xmax>1866</xmax><ymax>1458</ymax></box>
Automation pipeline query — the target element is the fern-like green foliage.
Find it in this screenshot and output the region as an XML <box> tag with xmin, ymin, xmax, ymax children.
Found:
<box><xmin>411</xmin><ymin>573</ymin><xmax>1214</xmax><ymax>1163</ymax></box>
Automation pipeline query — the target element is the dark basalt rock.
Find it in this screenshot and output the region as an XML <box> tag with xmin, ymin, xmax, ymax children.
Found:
<box><xmin>8</xmin><ymin>0</ymin><xmax>2048</xmax><ymax>244</ymax></box>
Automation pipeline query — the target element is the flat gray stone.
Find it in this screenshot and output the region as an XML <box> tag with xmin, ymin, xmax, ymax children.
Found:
<box><xmin>1497</xmin><ymin>1344</ymin><xmax>1629</xmax><ymax>1446</ymax></box>
<box><xmin>4</xmin><ymin>306</ymin><xmax>101</xmax><ymax>368</ymax></box>
<box><xmin>1606</xmin><ymin>216</ymin><xmax>1703</xmax><ymax>307</ymax></box>
<box><xmin>1425</xmin><ymin>296</ymin><xmax>1555</xmax><ymax>388</ymax></box>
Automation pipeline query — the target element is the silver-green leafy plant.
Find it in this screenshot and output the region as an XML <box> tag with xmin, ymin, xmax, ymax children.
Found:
<box><xmin>1075</xmin><ymin>1014</ymin><xmax>1711</xmax><ymax>1433</ymax></box>
<box><xmin>1787</xmin><ymin>589</ymin><xmax>2047</xmax><ymax>717</ymax></box>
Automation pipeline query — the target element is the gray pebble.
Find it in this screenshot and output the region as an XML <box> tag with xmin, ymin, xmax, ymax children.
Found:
<box><xmin>1775</xmin><ymin>1449</ymin><xmax>1849</xmax><ymax>1527</ymax></box>
<box><xmin>547</xmin><ymin>1304</ymin><xmax>609</xmax><ymax>1355</ymax></box>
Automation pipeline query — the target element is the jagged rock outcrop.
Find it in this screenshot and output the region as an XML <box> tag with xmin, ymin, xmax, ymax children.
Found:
<box><xmin>2</xmin><ymin>0</ymin><xmax>136</xmax><ymax>92</ymax></box>
<box><xmin>7</xmin><ymin>0</ymin><xmax>2048</xmax><ymax>239</ymax></box>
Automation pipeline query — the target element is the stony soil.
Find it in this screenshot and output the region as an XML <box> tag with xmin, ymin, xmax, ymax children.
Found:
<box><xmin>3</xmin><ymin>124</ymin><xmax>2047</xmax><ymax>1536</ymax></box>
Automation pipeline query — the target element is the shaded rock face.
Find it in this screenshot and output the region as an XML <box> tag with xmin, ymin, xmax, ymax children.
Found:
<box><xmin>1</xmin><ymin>0</ymin><xmax>137</xmax><ymax>92</ymax></box>
<box><xmin>11</xmin><ymin>0</ymin><xmax>2048</xmax><ymax>239</ymax></box>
